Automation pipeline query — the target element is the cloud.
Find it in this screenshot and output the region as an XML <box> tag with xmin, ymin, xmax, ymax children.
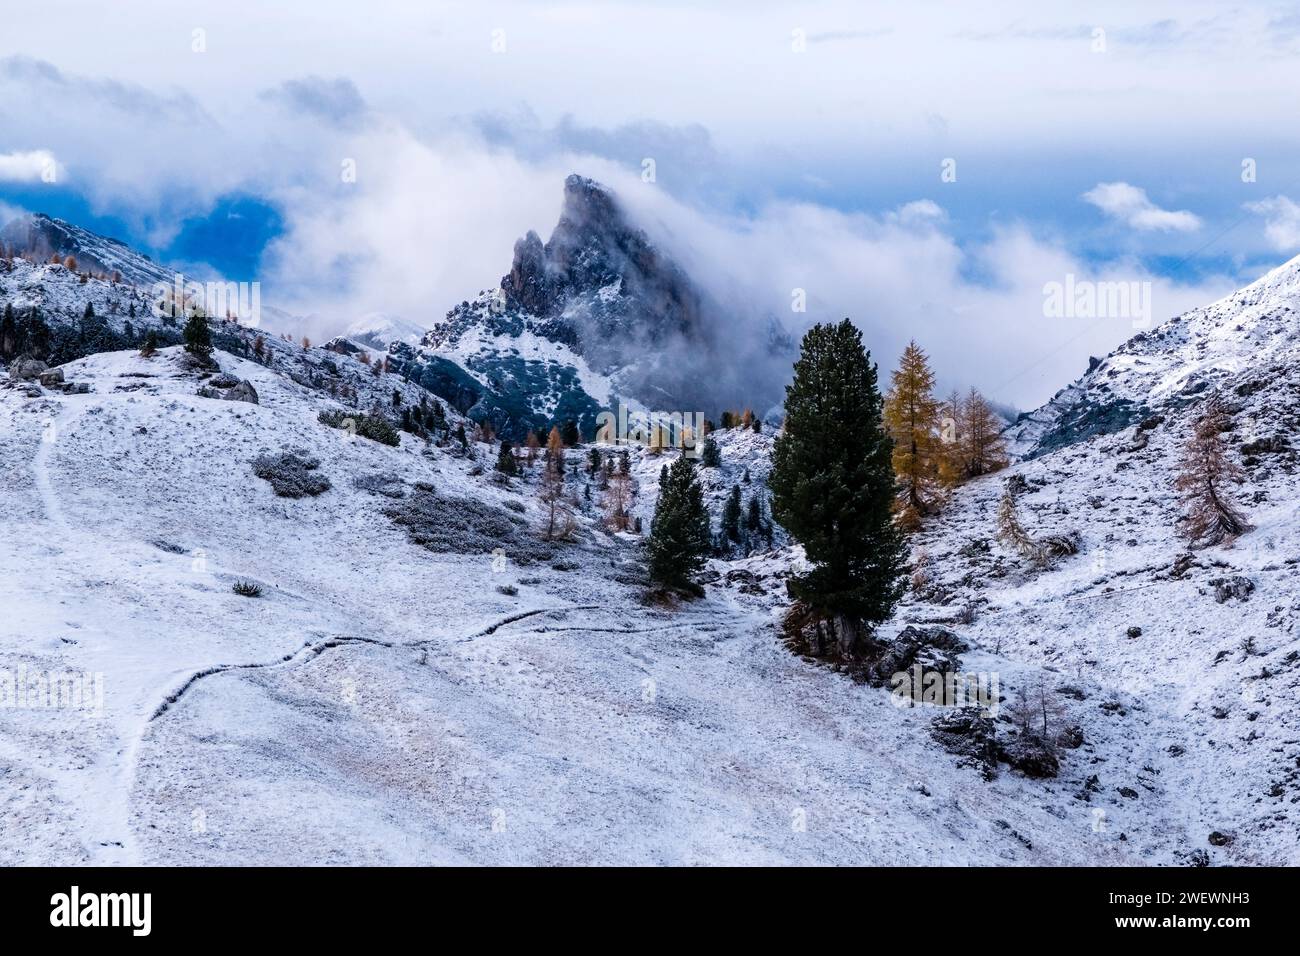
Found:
<box><xmin>1082</xmin><ymin>182</ymin><xmax>1201</xmax><ymax>232</ymax></box>
<box><xmin>888</xmin><ymin>199</ymin><xmax>947</xmax><ymax>227</ymax></box>
<box><xmin>470</xmin><ymin>106</ymin><xmax>721</xmax><ymax>201</ymax></box>
<box><xmin>257</xmin><ymin>109</ymin><xmax>1233</xmax><ymax>411</ymax></box>
<box><xmin>806</xmin><ymin>28</ymin><xmax>893</xmax><ymax>44</ymax></box>
<box><xmin>0</xmin><ymin>149</ymin><xmax>57</xmax><ymax>184</ymax></box>
<box><xmin>0</xmin><ymin>56</ymin><xmax>212</xmax><ymax>124</ymax></box>
<box><xmin>0</xmin><ymin>199</ymin><xmax>28</xmax><ymax>225</ymax></box>
<box><xmin>261</xmin><ymin>76</ymin><xmax>367</xmax><ymax>128</ymax></box>
<box><xmin>1245</xmin><ymin>195</ymin><xmax>1300</xmax><ymax>251</ymax></box>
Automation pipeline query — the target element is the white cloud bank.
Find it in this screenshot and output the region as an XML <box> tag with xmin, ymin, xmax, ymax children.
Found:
<box><xmin>1245</xmin><ymin>195</ymin><xmax>1300</xmax><ymax>251</ymax></box>
<box><xmin>0</xmin><ymin>149</ymin><xmax>58</xmax><ymax>184</ymax></box>
<box><xmin>1082</xmin><ymin>182</ymin><xmax>1201</xmax><ymax>233</ymax></box>
<box><xmin>255</xmin><ymin>116</ymin><xmax>1233</xmax><ymax>410</ymax></box>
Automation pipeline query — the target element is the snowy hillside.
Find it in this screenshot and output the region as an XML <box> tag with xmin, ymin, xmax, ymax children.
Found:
<box><xmin>2</xmin><ymin>215</ymin><xmax>1297</xmax><ymax>867</ymax></box>
<box><xmin>1</xmin><ymin>352</ymin><xmax>1224</xmax><ymax>865</ymax></box>
<box><xmin>1006</xmin><ymin>252</ymin><xmax>1300</xmax><ymax>459</ymax></box>
<box><xmin>0</xmin><ymin>213</ymin><xmax>175</xmax><ymax>288</ymax></box>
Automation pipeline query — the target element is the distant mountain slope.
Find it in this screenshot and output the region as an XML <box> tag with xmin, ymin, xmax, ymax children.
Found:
<box><xmin>0</xmin><ymin>213</ymin><xmax>175</xmax><ymax>288</ymax></box>
<box><xmin>1006</xmin><ymin>254</ymin><xmax>1300</xmax><ymax>459</ymax></box>
<box><xmin>344</xmin><ymin>312</ymin><xmax>426</xmax><ymax>349</ymax></box>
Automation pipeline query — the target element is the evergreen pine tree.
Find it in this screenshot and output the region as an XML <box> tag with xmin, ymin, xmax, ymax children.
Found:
<box><xmin>0</xmin><ymin>303</ymin><xmax>15</xmax><ymax>359</ymax></box>
<box><xmin>700</xmin><ymin>436</ymin><xmax>721</xmax><ymax>467</ymax></box>
<box><xmin>769</xmin><ymin>319</ymin><xmax>906</xmax><ymax>654</ymax></box>
<box><xmin>183</xmin><ymin>310</ymin><xmax>213</xmax><ymax>363</ymax></box>
<box><xmin>647</xmin><ymin>456</ymin><xmax>711</xmax><ymax>595</ymax></box>
<box><xmin>560</xmin><ymin>419</ymin><xmax>581</xmax><ymax>446</ymax></box>
<box><xmin>746</xmin><ymin>494</ymin><xmax>762</xmax><ymax>531</ymax></box>
<box><xmin>140</xmin><ymin>328</ymin><xmax>159</xmax><ymax>358</ymax></box>
<box><xmin>722</xmin><ymin>484</ymin><xmax>743</xmax><ymax>541</ymax></box>
<box><xmin>495</xmin><ymin>440</ymin><xmax>519</xmax><ymax>475</ymax></box>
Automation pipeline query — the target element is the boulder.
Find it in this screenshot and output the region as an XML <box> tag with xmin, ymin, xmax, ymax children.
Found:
<box><xmin>1241</xmin><ymin>435</ymin><xmax>1289</xmax><ymax>455</ymax></box>
<box><xmin>1211</xmin><ymin>576</ymin><xmax>1254</xmax><ymax>604</ymax></box>
<box><xmin>865</xmin><ymin>625</ymin><xmax>969</xmax><ymax>684</ymax></box>
<box><xmin>223</xmin><ymin>379</ymin><xmax>259</xmax><ymax>405</ymax></box>
<box><xmin>38</xmin><ymin>368</ymin><xmax>65</xmax><ymax>387</ymax></box>
<box><xmin>1057</xmin><ymin>725</ymin><xmax>1086</xmax><ymax>749</ymax></box>
<box><xmin>9</xmin><ymin>358</ymin><xmax>47</xmax><ymax>381</ymax></box>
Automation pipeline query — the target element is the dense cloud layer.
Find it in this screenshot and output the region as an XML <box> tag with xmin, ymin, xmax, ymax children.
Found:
<box><xmin>5</xmin><ymin>0</ymin><xmax>1288</xmax><ymax>407</ymax></box>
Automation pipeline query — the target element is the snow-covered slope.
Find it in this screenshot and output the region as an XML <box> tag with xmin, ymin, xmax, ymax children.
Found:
<box><xmin>1</xmin><ymin>213</ymin><xmax>175</xmax><ymax>288</ymax></box>
<box><xmin>2</xmin><ymin>213</ymin><xmax>1297</xmax><ymax>866</ymax></box>
<box><xmin>1006</xmin><ymin>253</ymin><xmax>1300</xmax><ymax>459</ymax></box>
<box><xmin>882</xmin><ymin>256</ymin><xmax>1300</xmax><ymax>865</ymax></box>
<box><xmin>5</xmin><ymin>351</ymin><xmax>1231</xmax><ymax>865</ymax></box>
<box><xmin>344</xmin><ymin>312</ymin><xmax>426</xmax><ymax>350</ymax></box>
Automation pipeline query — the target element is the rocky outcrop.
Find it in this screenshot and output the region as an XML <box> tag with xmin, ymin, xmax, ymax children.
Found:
<box><xmin>931</xmin><ymin>709</ymin><xmax>999</xmax><ymax>780</ymax></box>
<box><xmin>498</xmin><ymin>175</ymin><xmax>705</xmax><ymax>367</ymax></box>
<box><xmin>197</xmin><ymin>375</ymin><xmax>259</xmax><ymax>405</ymax></box>
<box><xmin>1211</xmin><ymin>576</ymin><xmax>1254</xmax><ymax>604</ymax></box>
<box><xmin>9</xmin><ymin>358</ymin><xmax>47</xmax><ymax>381</ymax></box>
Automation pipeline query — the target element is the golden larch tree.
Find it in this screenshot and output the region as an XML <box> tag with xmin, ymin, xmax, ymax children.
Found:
<box><xmin>957</xmin><ymin>388</ymin><xmax>1009</xmax><ymax>479</ymax></box>
<box><xmin>883</xmin><ymin>340</ymin><xmax>941</xmax><ymax>527</ymax></box>
<box><xmin>1175</xmin><ymin>394</ymin><xmax>1251</xmax><ymax>547</ymax></box>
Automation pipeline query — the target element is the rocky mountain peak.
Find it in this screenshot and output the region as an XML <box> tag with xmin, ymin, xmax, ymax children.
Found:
<box><xmin>499</xmin><ymin>174</ymin><xmax>701</xmax><ymax>352</ymax></box>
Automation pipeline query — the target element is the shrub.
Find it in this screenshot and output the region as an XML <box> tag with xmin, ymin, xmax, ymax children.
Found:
<box><xmin>232</xmin><ymin>580</ymin><xmax>263</xmax><ymax>598</ymax></box>
<box><xmin>385</xmin><ymin>487</ymin><xmax>553</xmax><ymax>563</ymax></box>
<box><xmin>318</xmin><ymin>409</ymin><xmax>400</xmax><ymax>447</ymax></box>
<box><xmin>352</xmin><ymin>471</ymin><xmax>406</xmax><ymax>498</ymax></box>
<box><xmin>252</xmin><ymin>451</ymin><xmax>331</xmax><ymax>498</ymax></box>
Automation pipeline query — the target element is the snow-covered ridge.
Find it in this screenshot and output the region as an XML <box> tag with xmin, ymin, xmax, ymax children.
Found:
<box><xmin>1</xmin><ymin>213</ymin><xmax>176</xmax><ymax>289</ymax></box>
<box><xmin>1006</xmin><ymin>252</ymin><xmax>1300</xmax><ymax>458</ymax></box>
<box><xmin>344</xmin><ymin>311</ymin><xmax>426</xmax><ymax>349</ymax></box>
